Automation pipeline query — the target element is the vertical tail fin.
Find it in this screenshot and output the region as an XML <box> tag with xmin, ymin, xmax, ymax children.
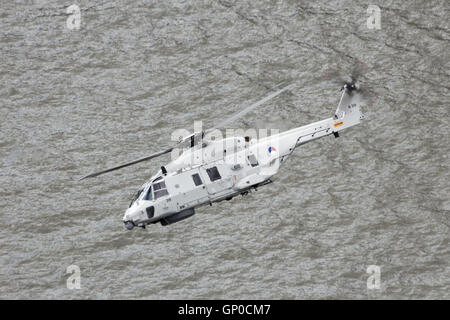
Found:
<box><xmin>333</xmin><ymin>84</ymin><xmax>365</xmax><ymax>131</ymax></box>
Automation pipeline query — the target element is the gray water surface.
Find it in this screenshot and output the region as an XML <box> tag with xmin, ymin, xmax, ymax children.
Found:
<box><xmin>0</xmin><ymin>0</ymin><xmax>449</xmax><ymax>299</ymax></box>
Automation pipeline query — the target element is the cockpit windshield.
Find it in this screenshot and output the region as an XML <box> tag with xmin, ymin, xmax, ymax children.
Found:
<box><xmin>128</xmin><ymin>177</ymin><xmax>168</xmax><ymax>207</ymax></box>
<box><xmin>129</xmin><ymin>184</ymin><xmax>153</xmax><ymax>207</ymax></box>
<box><xmin>143</xmin><ymin>186</ymin><xmax>152</xmax><ymax>201</ymax></box>
<box><xmin>129</xmin><ymin>188</ymin><xmax>143</xmax><ymax>207</ymax></box>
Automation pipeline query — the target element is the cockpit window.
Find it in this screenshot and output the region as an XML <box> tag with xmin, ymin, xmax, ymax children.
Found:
<box><xmin>153</xmin><ymin>180</ymin><xmax>166</xmax><ymax>191</ymax></box>
<box><xmin>143</xmin><ymin>186</ymin><xmax>153</xmax><ymax>201</ymax></box>
<box><xmin>153</xmin><ymin>180</ymin><xmax>169</xmax><ymax>199</ymax></box>
<box><xmin>155</xmin><ymin>189</ymin><xmax>169</xmax><ymax>199</ymax></box>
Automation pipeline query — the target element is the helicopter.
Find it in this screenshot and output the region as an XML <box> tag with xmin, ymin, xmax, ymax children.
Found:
<box><xmin>81</xmin><ymin>80</ymin><xmax>365</xmax><ymax>230</ymax></box>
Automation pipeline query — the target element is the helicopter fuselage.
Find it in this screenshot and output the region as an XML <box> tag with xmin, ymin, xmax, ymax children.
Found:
<box><xmin>123</xmin><ymin>135</ymin><xmax>280</xmax><ymax>229</ymax></box>
<box><xmin>123</xmin><ymin>86</ymin><xmax>364</xmax><ymax>229</ymax></box>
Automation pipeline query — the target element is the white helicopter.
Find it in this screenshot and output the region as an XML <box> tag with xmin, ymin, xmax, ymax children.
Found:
<box><xmin>81</xmin><ymin>80</ymin><xmax>365</xmax><ymax>230</ymax></box>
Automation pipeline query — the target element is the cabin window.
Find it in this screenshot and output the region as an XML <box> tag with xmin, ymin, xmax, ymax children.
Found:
<box><xmin>153</xmin><ymin>180</ymin><xmax>169</xmax><ymax>199</ymax></box>
<box><xmin>248</xmin><ymin>154</ymin><xmax>259</xmax><ymax>167</ymax></box>
<box><xmin>192</xmin><ymin>173</ymin><xmax>203</xmax><ymax>186</ymax></box>
<box><xmin>206</xmin><ymin>166</ymin><xmax>221</xmax><ymax>182</ymax></box>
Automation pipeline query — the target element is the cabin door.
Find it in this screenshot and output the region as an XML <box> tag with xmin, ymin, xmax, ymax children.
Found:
<box><xmin>200</xmin><ymin>165</ymin><xmax>233</xmax><ymax>195</ymax></box>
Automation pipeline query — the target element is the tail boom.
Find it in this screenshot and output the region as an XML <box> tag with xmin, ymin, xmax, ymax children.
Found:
<box><xmin>262</xmin><ymin>86</ymin><xmax>365</xmax><ymax>159</ymax></box>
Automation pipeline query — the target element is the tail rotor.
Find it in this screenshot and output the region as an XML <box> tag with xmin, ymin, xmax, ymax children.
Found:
<box><xmin>324</xmin><ymin>60</ymin><xmax>378</xmax><ymax>107</ymax></box>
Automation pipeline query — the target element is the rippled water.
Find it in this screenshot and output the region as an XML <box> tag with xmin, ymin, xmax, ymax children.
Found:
<box><xmin>0</xmin><ymin>0</ymin><xmax>449</xmax><ymax>299</ymax></box>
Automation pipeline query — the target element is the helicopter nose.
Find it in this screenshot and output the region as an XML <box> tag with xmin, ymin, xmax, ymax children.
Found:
<box><xmin>124</xmin><ymin>221</ymin><xmax>134</xmax><ymax>230</ymax></box>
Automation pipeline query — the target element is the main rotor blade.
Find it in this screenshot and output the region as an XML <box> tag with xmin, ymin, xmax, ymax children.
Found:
<box><xmin>79</xmin><ymin>147</ymin><xmax>173</xmax><ymax>180</ymax></box>
<box><xmin>210</xmin><ymin>83</ymin><xmax>294</xmax><ymax>131</ymax></box>
<box><xmin>80</xmin><ymin>83</ymin><xmax>293</xmax><ymax>180</ymax></box>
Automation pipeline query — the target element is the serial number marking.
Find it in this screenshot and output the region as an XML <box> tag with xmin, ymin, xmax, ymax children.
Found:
<box><xmin>222</xmin><ymin>304</ymin><xmax>270</xmax><ymax>315</ymax></box>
